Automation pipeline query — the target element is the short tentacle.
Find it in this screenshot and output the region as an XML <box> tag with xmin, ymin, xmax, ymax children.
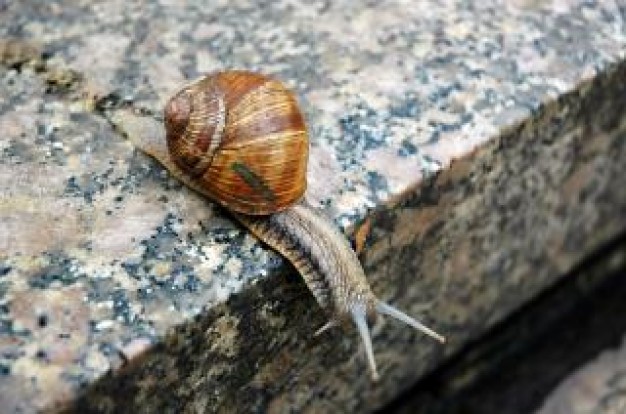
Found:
<box><xmin>314</xmin><ymin>319</ymin><xmax>339</xmax><ymax>337</ymax></box>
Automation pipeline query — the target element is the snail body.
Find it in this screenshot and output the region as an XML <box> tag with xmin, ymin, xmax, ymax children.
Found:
<box><xmin>129</xmin><ymin>70</ymin><xmax>444</xmax><ymax>380</ymax></box>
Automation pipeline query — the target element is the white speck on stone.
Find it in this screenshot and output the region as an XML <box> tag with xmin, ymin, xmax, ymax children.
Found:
<box><xmin>201</xmin><ymin>244</ymin><xmax>226</xmax><ymax>270</ymax></box>
<box><xmin>214</xmin><ymin>283</ymin><xmax>230</xmax><ymax>303</ymax></box>
<box><xmin>376</xmin><ymin>190</ymin><xmax>388</xmax><ymax>200</ymax></box>
<box><xmin>94</xmin><ymin>319</ymin><xmax>115</xmax><ymax>331</ymax></box>
<box><xmin>224</xmin><ymin>257</ymin><xmax>242</xmax><ymax>276</ymax></box>
<box><xmin>339</xmin><ymin>216</ymin><xmax>352</xmax><ymax>229</ymax></box>
<box><xmin>226</xmin><ymin>277</ymin><xmax>243</xmax><ymax>291</ymax></box>
<box><xmin>84</xmin><ymin>348</ymin><xmax>110</xmax><ymax>373</ymax></box>
<box><xmin>120</xmin><ymin>337</ymin><xmax>153</xmax><ymax>361</ymax></box>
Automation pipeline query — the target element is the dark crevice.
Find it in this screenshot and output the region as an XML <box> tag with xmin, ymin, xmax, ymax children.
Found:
<box><xmin>380</xmin><ymin>232</ymin><xmax>626</xmax><ymax>414</ymax></box>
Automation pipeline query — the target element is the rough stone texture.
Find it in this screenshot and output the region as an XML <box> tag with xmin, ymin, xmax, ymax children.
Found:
<box><xmin>537</xmin><ymin>335</ymin><xmax>626</xmax><ymax>414</ymax></box>
<box><xmin>537</xmin><ymin>334</ymin><xmax>626</xmax><ymax>414</ymax></box>
<box><xmin>0</xmin><ymin>1</ymin><xmax>625</xmax><ymax>413</ymax></box>
<box><xmin>382</xmin><ymin>235</ymin><xmax>626</xmax><ymax>414</ymax></box>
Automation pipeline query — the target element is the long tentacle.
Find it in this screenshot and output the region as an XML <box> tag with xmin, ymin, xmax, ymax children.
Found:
<box><xmin>376</xmin><ymin>301</ymin><xmax>445</xmax><ymax>343</ymax></box>
<box><xmin>352</xmin><ymin>304</ymin><xmax>380</xmax><ymax>381</ymax></box>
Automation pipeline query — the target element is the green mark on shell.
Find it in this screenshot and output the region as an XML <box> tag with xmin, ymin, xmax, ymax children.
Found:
<box><xmin>231</xmin><ymin>162</ymin><xmax>276</xmax><ymax>203</ymax></box>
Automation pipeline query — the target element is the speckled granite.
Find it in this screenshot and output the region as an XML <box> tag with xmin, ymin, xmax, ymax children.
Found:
<box><xmin>0</xmin><ymin>1</ymin><xmax>625</xmax><ymax>413</ymax></box>
<box><xmin>384</xmin><ymin>235</ymin><xmax>626</xmax><ymax>414</ymax></box>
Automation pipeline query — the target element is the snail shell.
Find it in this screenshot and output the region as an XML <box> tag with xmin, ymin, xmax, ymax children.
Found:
<box><xmin>128</xmin><ymin>70</ymin><xmax>445</xmax><ymax>381</ymax></box>
<box><xmin>164</xmin><ymin>71</ymin><xmax>308</xmax><ymax>215</ymax></box>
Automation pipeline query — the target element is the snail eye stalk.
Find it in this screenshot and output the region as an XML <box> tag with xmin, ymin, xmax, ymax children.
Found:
<box><xmin>376</xmin><ymin>301</ymin><xmax>446</xmax><ymax>344</ymax></box>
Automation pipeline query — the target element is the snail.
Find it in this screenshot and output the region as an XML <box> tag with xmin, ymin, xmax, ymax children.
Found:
<box><xmin>127</xmin><ymin>70</ymin><xmax>444</xmax><ymax>381</ymax></box>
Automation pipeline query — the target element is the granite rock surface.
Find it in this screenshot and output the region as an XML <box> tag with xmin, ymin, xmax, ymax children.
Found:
<box><xmin>0</xmin><ymin>1</ymin><xmax>625</xmax><ymax>413</ymax></box>
<box><xmin>537</xmin><ymin>333</ymin><xmax>626</xmax><ymax>414</ymax></box>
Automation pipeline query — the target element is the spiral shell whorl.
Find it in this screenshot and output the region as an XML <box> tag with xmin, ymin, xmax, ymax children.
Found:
<box><xmin>164</xmin><ymin>79</ymin><xmax>226</xmax><ymax>177</ymax></box>
<box><xmin>163</xmin><ymin>71</ymin><xmax>309</xmax><ymax>215</ymax></box>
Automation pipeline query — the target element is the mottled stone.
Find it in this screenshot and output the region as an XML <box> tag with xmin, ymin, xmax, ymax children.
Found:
<box><xmin>0</xmin><ymin>67</ymin><xmax>278</xmax><ymax>412</ymax></box>
<box><xmin>0</xmin><ymin>0</ymin><xmax>625</xmax><ymax>413</ymax></box>
<box><xmin>377</xmin><ymin>233</ymin><xmax>626</xmax><ymax>414</ymax></box>
<box><xmin>537</xmin><ymin>334</ymin><xmax>626</xmax><ymax>414</ymax></box>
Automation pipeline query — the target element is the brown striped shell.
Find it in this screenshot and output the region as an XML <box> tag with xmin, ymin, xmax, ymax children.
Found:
<box><xmin>164</xmin><ymin>71</ymin><xmax>309</xmax><ymax>215</ymax></box>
